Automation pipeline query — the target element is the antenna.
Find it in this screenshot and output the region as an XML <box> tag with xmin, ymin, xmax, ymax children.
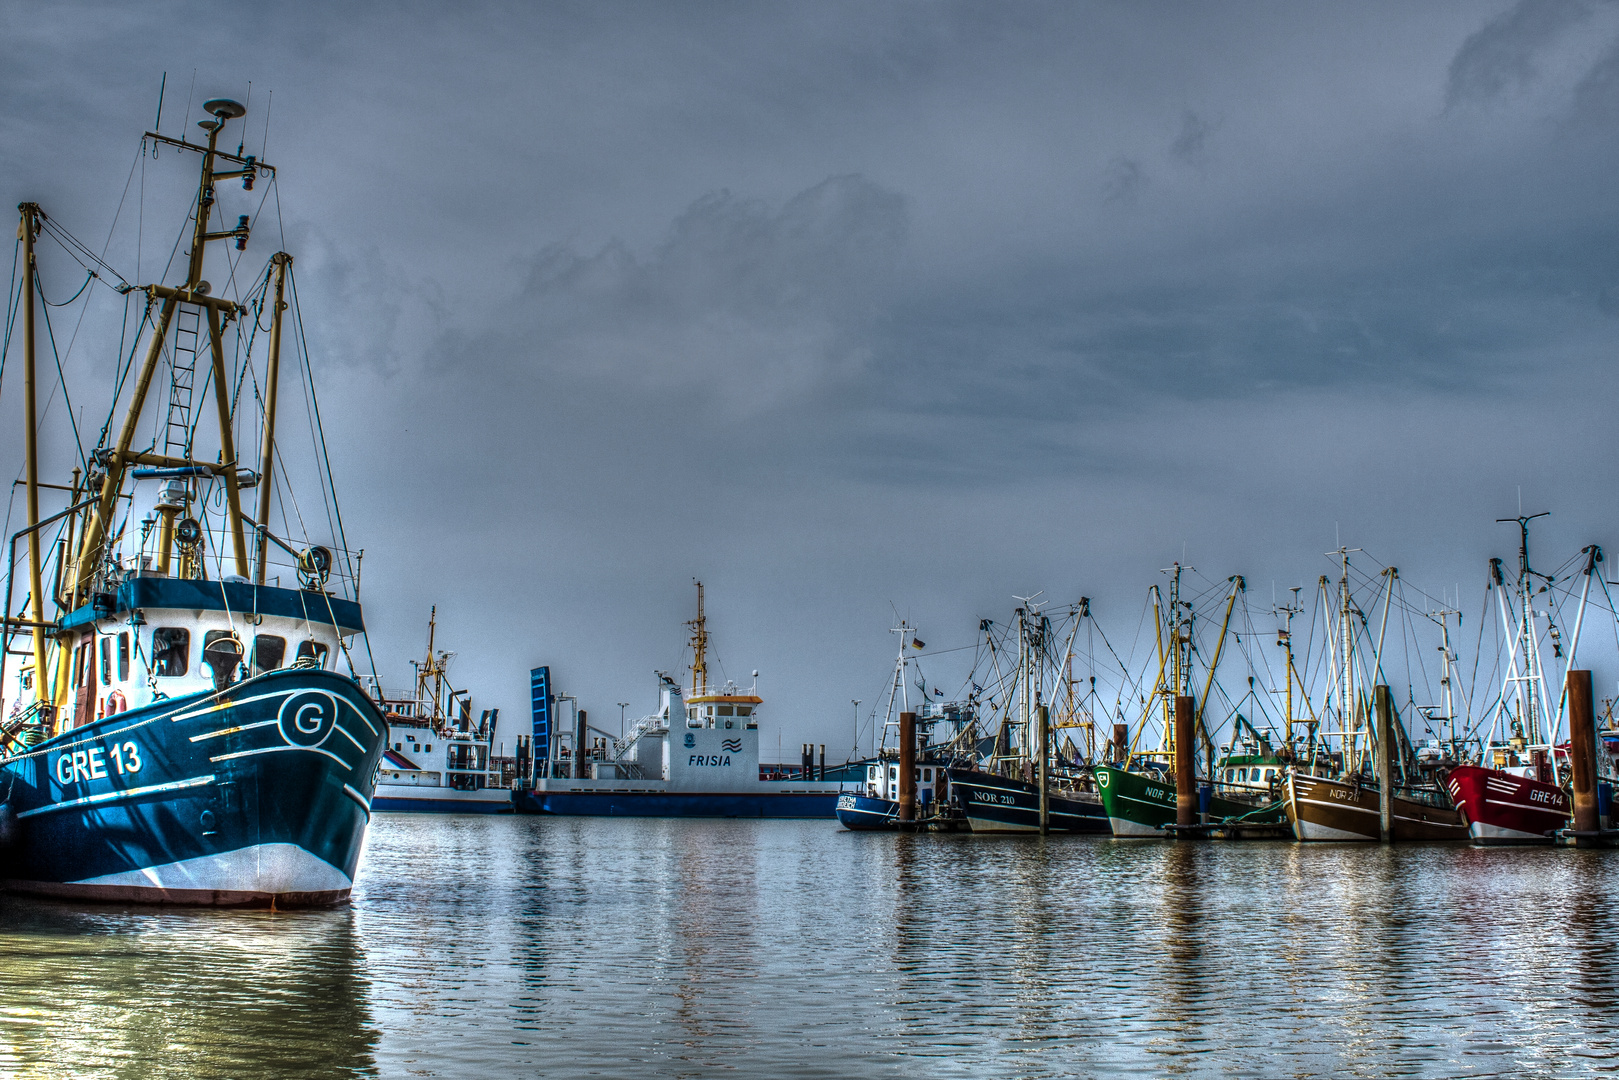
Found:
<box><xmin>154</xmin><ymin>71</ymin><xmax>166</xmax><ymax>131</ymax></box>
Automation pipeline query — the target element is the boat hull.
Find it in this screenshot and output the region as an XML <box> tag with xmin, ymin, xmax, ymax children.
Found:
<box><xmin>513</xmin><ymin>788</ymin><xmax>837</xmax><ymax>818</ymax></box>
<box><xmin>1284</xmin><ymin>772</ymin><xmax>1466</xmax><ymax>842</ymax></box>
<box><xmin>0</xmin><ymin>669</ymin><xmax>385</xmax><ymax>907</ymax></box>
<box><xmin>1446</xmin><ymin>764</ymin><xmax>1569</xmax><ymax>845</ymax></box>
<box><xmin>946</xmin><ymin>768</ymin><xmax>1109</xmax><ymax>833</ymax></box>
<box><xmin>372</xmin><ymin>784</ymin><xmax>512</xmax><ymax>814</ymax></box>
<box><xmin>836</xmin><ymin>792</ymin><xmax>900</xmax><ymax>830</ymax></box>
<box><xmin>1094</xmin><ymin>764</ymin><xmax>1284</xmax><ymax>837</ymax></box>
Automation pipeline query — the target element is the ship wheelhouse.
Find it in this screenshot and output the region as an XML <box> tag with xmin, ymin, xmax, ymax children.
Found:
<box><xmin>51</xmin><ymin>576</ymin><xmax>360</xmax><ymax>730</ymax></box>
<box><xmin>683</xmin><ymin>690</ymin><xmax>762</xmax><ymax>730</ymax></box>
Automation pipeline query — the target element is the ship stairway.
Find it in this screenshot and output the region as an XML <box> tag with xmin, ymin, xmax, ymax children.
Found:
<box><xmin>163</xmin><ymin>303</ymin><xmax>204</xmax><ymax>458</ymax></box>
<box><xmin>612</xmin><ymin>714</ymin><xmax>667</xmax><ymax>760</ymax></box>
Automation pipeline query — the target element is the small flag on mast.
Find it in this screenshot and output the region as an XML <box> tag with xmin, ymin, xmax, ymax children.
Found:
<box><xmin>911</xmin><ymin>637</ymin><xmax>925</xmax><ymax>650</ymax></box>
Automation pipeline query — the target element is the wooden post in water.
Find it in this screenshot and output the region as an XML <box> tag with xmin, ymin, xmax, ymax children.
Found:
<box><xmin>1038</xmin><ymin>704</ymin><xmax>1050</xmax><ymax>835</ymax></box>
<box><xmin>575</xmin><ymin>708</ymin><xmax>589</xmax><ymax>779</ymax></box>
<box><xmin>1174</xmin><ymin>695</ymin><xmax>1196</xmax><ymax>829</ymax></box>
<box><xmin>1375</xmin><ymin>685</ymin><xmax>1393</xmax><ymax>843</ymax></box>
<box><xmin>898</xmin><ymin>711</ymin><xmax>916</xmax><ymax>823</ymax></box>
<box><xmin>1568</xmin><ymin>670</ymin><xmax>1599</xmax><ymax>836</ymax></box>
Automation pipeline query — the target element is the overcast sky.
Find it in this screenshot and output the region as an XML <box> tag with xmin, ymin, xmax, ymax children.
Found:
<box><xmin>3</xmin><ymin>1</ymin><xmax>1618</xmax><ymax>757</ymax></box>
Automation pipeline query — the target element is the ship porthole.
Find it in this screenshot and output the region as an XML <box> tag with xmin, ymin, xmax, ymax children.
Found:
<box><xmin>199</xmin><ymin>809</ymin><xmax>217</xmax><ymax>836</ymax></box>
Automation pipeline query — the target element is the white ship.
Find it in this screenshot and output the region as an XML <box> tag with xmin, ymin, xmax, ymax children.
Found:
<box><xmin>513</xmin><ymin>583</ymin><xmax>842</xmax><ymax>817</ymax></box>
<box><xmin>366</xmin><ymin>609</ymin><xmax>510</xmax><ymax>813</ymax></box>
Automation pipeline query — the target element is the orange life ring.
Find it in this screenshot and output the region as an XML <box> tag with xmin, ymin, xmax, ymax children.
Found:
<box><xmin>106</xmin><ymin>690</ymin><xmax>127</xmax><ymax>716</ymax></box>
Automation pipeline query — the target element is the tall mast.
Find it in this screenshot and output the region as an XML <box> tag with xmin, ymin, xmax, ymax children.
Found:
<box><xmin>1277</xmin><ymin>587</ymin><xmax>1302</xmax><ymax>748</ymax></box>
<box><xmin>412</xmin><ymin>606</ymin><xmax>450</xmax><ymax>728</ymax></box>
<box><xmin>1195</xmin><ymin>576</ymin><xmax>1242</xmax><ymax>777</ymax></box>
<box><xmin>1492</xmin><ymin>513</ymin><xmax>1552</xmax><ymax>749</ymax></box>
<box><xmin>17</xmin><ymin>203</ymin><xmax>48</xmax><ymax>697</ymax></box>
<box><xmin>1431</xmin><ymin>606</ymin><xmax>1462</xmax><ymax>752</ymax></box>
<box><xmin>687</xmin><ymin>580</ymin><xmax>708</xmax><ymax>696</ymax></box>
<box><xmin>875</xmin><ymin>619</ymin><xmax>913</xmax><ymax>756</ymax></box>
<box><xmin>1553</xmin><ymin>545</ymin><xmax>1602</xmax><ymax>739</ymax></box>
<box><xmin>1326</xmin><ymin>547</ymin><xmax>1361</xmax><ymax>772</ymax></box>
<box><xmin>253</xmin><ymin>253</ymin><xmax>291</xmax><ymax>584</ymax></box>
<box><xmin>69</xmin><ymin>99</ymin><xmax>257</xmax><ymax>601</ymax></box>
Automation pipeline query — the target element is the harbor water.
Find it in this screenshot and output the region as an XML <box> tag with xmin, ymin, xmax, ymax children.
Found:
<box><xmin>3</xmin><ymin>818</ymin><xmax>1618</xmax><ymax>1078</ymax></box>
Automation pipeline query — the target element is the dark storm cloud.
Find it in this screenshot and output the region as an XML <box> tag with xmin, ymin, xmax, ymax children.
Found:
<box><xmin>4</xmin><ymin>1</ymin><xmax>1619</xmax><ymax>747</ymax></box>
<box><xmin>1446</xmin><ymin>0</ymin><xmax>1593</xmax><ymax>105</ymax></box>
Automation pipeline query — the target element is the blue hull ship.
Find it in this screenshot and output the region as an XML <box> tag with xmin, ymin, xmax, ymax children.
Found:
<box><xmin>835</xmin><ymin>792</ymin><xmax>899</xmax><ymax>829</ymax></box>
<box><xmin>0</xmin><ymin>97</ymin><xmax>385</xmax><ymax>906</ymax></box>
<box><xmin>947</xmin><ymin>767</ymin><xmax>1110</xmax><ymax>833</ymax></box>
<box><xmin>516</xmin><ymin>789</ymin><xmax>834</xmax><ymax>817</ymax></box>
<box><xmin>513</xmin><ymin>583</ymin><xmax>842</xmax><ymax>818</ymax></box>
<box><xmin>1</xmin><ymin>664</ymin><xmax>383</xmax><ymax>906</ymax></box>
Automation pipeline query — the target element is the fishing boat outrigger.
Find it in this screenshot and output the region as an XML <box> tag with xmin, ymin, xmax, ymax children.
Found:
<box><xmin>0</xmin><ymin>97</ymin><xmax>384</xmax><ymax>905</ymax></box>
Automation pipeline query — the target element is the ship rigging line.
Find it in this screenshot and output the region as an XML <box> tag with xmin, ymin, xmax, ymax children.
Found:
<box><xmin>1</xmin><ymin>238</ymin><xmax>19</xmax><ymax>389</ymax></box>
<box><xmin>287</xmin><ymin>267</ymin><xmax>356</xmax><ymax>590</ymax></box>
<box><xmin>34</xmin><ymin>214</ymin><xmax>133</xmax><ymax>295</ymax></box>
<box><xmin>34</xmin><ymin>276</ymin><xmax>87</xmax><ymax>471</ymax></box>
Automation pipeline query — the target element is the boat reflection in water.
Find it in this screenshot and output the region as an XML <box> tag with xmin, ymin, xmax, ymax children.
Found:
<box><xmin>0</xmin><ymin>896</ymin><xmax>378</xmax><ymax>1076</ymax></box>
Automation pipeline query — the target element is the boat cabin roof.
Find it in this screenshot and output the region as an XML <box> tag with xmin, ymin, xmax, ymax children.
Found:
<box><xmin>686</xmin><ymin>693</ymin><xmax>763</xmax><ymax>705</ymax></box>
<box><xmin>58</xmin><ymin>575</ymin><xmax>364</xmax><ymax>636</ymax></box>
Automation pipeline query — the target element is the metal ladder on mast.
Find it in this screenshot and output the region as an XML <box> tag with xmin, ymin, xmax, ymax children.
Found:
<box><xmin>164</xmin><ymin>304</ymin><xmax>203</xmax><ymax>458</ymax></box>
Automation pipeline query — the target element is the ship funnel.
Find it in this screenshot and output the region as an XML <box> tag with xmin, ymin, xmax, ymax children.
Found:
<box><xmin>204</xmin><ymin>98</ymin><xmax>246</xmax><ymax>120</ymax></box>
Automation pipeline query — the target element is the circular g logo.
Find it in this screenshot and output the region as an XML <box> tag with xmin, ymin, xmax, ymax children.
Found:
<box><xmin>278</xmin><ymin>691</ymin><xmax>337</xmax><ymax>748</ymax></box>
<box><xmin>683</xmin><ymin>732</ymin><xmax>695</xmax><ymax>748</ymax></box>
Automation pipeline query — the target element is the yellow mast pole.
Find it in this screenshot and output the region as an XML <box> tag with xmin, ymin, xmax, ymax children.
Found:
<box><xmin>428</xmin><ymin>606</ymin><xmax>440</xmax><ymax>725</ymax></box>
<box><xmin>688</xmin><ymin>580</ymin><xmax>707</xmax><ymax>696</ymax></box>
<box><xmin>253</xmin><ymin>253</ymin><xmax>290</xmax><ymax>584</ymax></box>
<box><xmin>18</xmin><ymin>203</ymin><xmax>49</xmax><ymax>703</ymax></box>
<box><xmin>71</xmin><ymin>106</ymin><xmax>229</xmax><ymax>601</ymax></box>
<box><xmin>204</xmin><ymin>304</ymin><xmax>248</xmax><ymax>575</ymax></box>
<box><xmin>1134</xmin><ymin>585</ymin><xmax>1169</xmax><ymax>755</ymax></box>
<box><xmin>1194</xmin><ymin>576</ymin><xmax>1242</xmax><ymax>774</ymax></box>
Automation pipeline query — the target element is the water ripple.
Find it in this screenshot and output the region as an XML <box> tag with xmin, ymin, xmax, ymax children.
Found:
<box><xmin>3</xmin><ymin>817</ymin><xmax>1619</xmax><ymax>1077</ymax></box>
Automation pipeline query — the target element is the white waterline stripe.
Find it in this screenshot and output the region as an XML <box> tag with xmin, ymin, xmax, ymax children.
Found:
<box><xmin>342</xmin><ymin>784</ymin><xmax>371</xmax><ymax>815</ymax></box>
<box><xmin>209</xmin><ymin>745</ymin><xmax>351</xmax><ymax>769</ymax></box>
<box><xmin>189</xmin><ymin>719</ymin><xmax>278</xmax><ymax>743</ymax></box>
<box><xmin>17</xmin><ymin>775</ymin><xmax>215</xmax><ymax>820</ymax></box>
<box><xmin>1481</xmin><ymin>798</ymin><xmax>1567</xmax><ymax>816</ymax></box>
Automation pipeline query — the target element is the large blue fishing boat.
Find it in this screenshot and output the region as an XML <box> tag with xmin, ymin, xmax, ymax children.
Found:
<box><xmin>834</xmin><ymin>623</ymin><xmax>966</xmax><ymax>830</ymax></box>
<box><xmin>0</xmin><ymin>97</ymin><xmax>384</xmax><ymax>905</ymax></box>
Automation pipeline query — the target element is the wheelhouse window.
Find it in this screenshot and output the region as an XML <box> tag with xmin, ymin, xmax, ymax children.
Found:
<box><xmin>296</xmin><ymin>640</ymin><xmax>329</xmax><ymax>669</ymax></box>
<box><xmin>152</xmin><ymin>628</ymin><xmax>190</xmax><ymax>677</ymax></box>
<box><xmin>718</xmin><ymin>705</ymin><xmax>734</xmax><ymax>716</ymax></box>
<box><xmin>117</xmin><ymin>632</ymin><xmax>129</xmax><ymax>681</ymax></box>
<box><xmin>252</xmin><ymin>634</ymin><xmax>287</xmax><ymax>675</ymax></box>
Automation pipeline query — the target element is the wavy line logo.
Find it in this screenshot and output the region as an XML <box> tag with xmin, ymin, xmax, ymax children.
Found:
<box><xmin>722</xmin><ymin>738</ymin><xmax>742</xmax><ymax>753</ymax></box>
